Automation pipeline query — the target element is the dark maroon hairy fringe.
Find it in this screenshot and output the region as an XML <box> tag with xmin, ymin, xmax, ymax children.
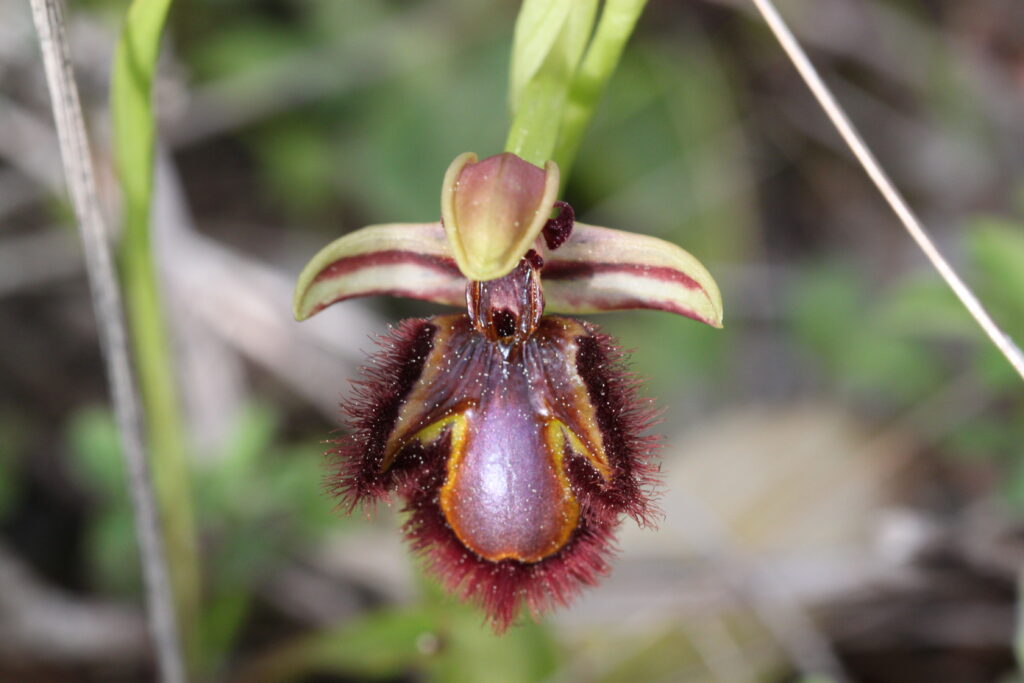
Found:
<box><xmin>328</xmin><ymin>316</ymin><xmax>661</xmax><ymax>631</ymax></box>
<box><xmin>573</xmin><ymin>322</ymin><xmax>663</xmax><ymax>528</ymax></box>
<box><xmin>402</xmin><ymin>456</ymin><xmax>621</xmax><ymax>631</ymax></box>
<box><xmin>409</xmin><ymin>321</ymin><xmax>660</xmax><ymax>631</ymax></box>
<box><xmin>327</xmin><ymin>318</ymin><xmax>437</xmax><ymax>508</ymax></box>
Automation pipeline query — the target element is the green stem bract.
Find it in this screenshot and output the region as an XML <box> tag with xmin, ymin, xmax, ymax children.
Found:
<box><xmin>554</xmin><ymin>0</ymin><xmax>648</xmax><ymax>178</ymax></box>
<box><xmin>504</xmin><ymin>62</ymin><xmax>571</xmax><ymax>167</ymax></box>
<box><xmin>505</xmin><ymin>0</ymin><xmax>597</xmax><ymax>167</ymax></box>
<box><xmin>112</xmin><ymin>0</ymin><xmax>201</xmax><ymax>669</ymax></box>
<box><xmin>505</xmin><ymin>0</ymin><xmax>647</xmax><ymax>180</ymax></box>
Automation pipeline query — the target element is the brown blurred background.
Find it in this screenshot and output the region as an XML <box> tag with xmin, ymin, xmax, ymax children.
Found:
<box><xmin>2</xmin><ymin>0</ymin><xmax>1024</xmax><ymax>681</ymax></box>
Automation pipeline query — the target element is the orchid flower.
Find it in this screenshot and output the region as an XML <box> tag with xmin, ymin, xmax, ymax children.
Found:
<box><xmin>293</xmin><ymin>152</ymin><xmax>722</xmax><ymax>631</ymax></box>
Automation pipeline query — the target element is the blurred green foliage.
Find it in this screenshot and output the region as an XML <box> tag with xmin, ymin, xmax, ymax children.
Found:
<box><xmin>239</xmin><ymin>579</ymin><xmax>558</xmax><ymax>683</ymax></box>
<box><xmin>792</xmin><ymin>263</ymin><xmax>946</xmax><ymax>403</ymax></box>
<box><xmin>66</xmin><ymin>406</ymin><xmax>136</xmax><ymax>594</ymax></box>
<box><xmin>66</xmin><ymin>403</ymin><xmax>338</xmax><ymax>671</ymax></box>
<box><xmin>505</xmin><ymin>0</ymin><xmax>598</xmax><ymax>166</ymax></box>
<box><xmin>791</xmin><ymin>218</ymin><xmax>1024</xmax><ymax>503</ymax></box>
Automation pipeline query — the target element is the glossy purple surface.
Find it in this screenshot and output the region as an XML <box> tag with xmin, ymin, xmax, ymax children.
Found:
<box><xmin>441</xmin><ymin>366</ymin><xmax>576</xmax><ymax>563</ymax></box>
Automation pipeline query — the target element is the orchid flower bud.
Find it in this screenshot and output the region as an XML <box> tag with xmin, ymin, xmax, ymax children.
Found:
<box><xmin>440</xmin><ymin>152</ymin><xmax>560</xmax><ymax>282</ymax></box>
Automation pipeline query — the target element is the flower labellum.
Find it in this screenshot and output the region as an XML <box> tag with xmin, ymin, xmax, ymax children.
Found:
<box><xmin>293</xmin><ymin>152</ymin><xmax>723</xmax><ymax>631</ymax></box>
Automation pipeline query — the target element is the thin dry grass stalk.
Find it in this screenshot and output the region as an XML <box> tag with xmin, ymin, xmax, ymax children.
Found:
<box><xmin>750</xmin><ymin>0</ymin><xmax>1024</xmax><ymax>382</ymax></box>
<box><xmin>28</xmin><ymin>1</ymin><xmax>186</xmax><ymax>681</ymax></box>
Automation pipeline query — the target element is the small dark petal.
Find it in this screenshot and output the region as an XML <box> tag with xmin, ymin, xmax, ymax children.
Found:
<box><xmin>542</xmin><ymin>200</ymin><xmax>575</xmax><ymax>250</ymax></box>
<box><xmin>327</xmin><ymin>318</ymin><xmax>437</xmax><ymax>508</ymax></box>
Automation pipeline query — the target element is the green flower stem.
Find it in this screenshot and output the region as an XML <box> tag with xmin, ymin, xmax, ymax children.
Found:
<box><xmin>504</xmin><ymin>65</ymin><xmax>572</xmax><ymax>168</ymax></box>
<box><xmin>505</xmin><ymin>0</ymin><xmax>647</xmax><ymax>177</ymax></box>
<box><xmin>112</xmin><ymin>0</ymin><xmax>201</xmax><ymax>668</ymax></box>
<box><xmin>120</xmin><ymin>229</ymin><xmax>201</xmax><ymax>666</ymax></box>
<box><xmin>553</xmin><ymin>0</ymin><xmax>647</xmax><ymax>178</ymax></box>
<box><xmin>505</xmin><ymin>0</ymin><xmax>597</xmax><ymax>167</ymax></box>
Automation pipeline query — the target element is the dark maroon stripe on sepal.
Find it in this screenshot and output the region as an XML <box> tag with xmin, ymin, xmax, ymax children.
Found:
<box><xmin>311</xmin><ymin>249</ymin><xmax>462</xmax><ymax>284</ymax></box>
<box><xmin>306</xmin><ymin>286</ymin><xmax>464</xmax><ymax>317</ymax></box>
<box><xmin>556</xmin><ymin>293</ymin><xmax>715</xmax><ymax>327</ymax></box>
<box><xmin>542</xmin><ymin>259</ymin><xmax>702</xmax><ymax>290</ymax></box>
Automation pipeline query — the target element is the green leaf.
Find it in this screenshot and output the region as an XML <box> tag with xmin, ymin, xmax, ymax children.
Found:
<box><xmin>198</xmin><ymin>588</ymin><xmax>252</xmax><ymax>674</ymax></box>
<box><xmin>506</xmin><ymin>0</ymin><xmax>648</xmax><ymax>174</ymax></box>
<box><xmin>566</xmin><ymin>43</ymin><xmax>750</xmax><ymax>255</ymax></box>
<box><xmin>112</xmin><ymin>0</ymin><xmax>172</xmax><ymax>237</ymax></box>
<box><xmin>111</xmin><ymin>0</ymin><xmax>201</xmax><ymax>664</ymax></box>
<box><xmin>268</xmin><ymin>442</ymin><xmax>338</xmax><ymax>534</ymax></box>
<box><xmin>791</xmin><ymin>265</ymin><xmax>864</xmax><ymax>367</ymax></box>
<box><xmin>187</xmin><ymin>403</ymin><xmax>338</xmax><ymax>674</ymax></box>
<box><xmin>419</xmin><ymin>575</ymin><xmax>559</xmax><ymax>683</ymax></box>
<box><xmin>424</xmin><ymin>608</ymin><xmax>559</xmax><ymax>683</ymax></box>
<box><xmin>841</xmin><ymin>336</ymin><xmax>941</xmax><ymax>403</ymax></box>
<box><xmin>967</xmin><ymin>217</ymin><xmax>1024</xmax><ymax>340</ymax></box>
<box><xmin>790</xmin><ymin>264</ymin><xmax>943</xmax><ymax>403</ymax></box>
<box><xmin>66</xmin><ymin>406</ymin><xmax>124</xmax><ymax>496</ymax></box>
<box><xmin>216</xmin><ymin>403</ymin><xmax>280</xmax><ymax>493</ymax></box>
<box><xmin>238</xmin><ymin>608</ymin><xmax>435</xmax><ymax>683</ymax></box>
<box><xmin>509</xmin><ymin>0</ymin><xmax>575</xmax><ymax>107</ymax></box>
<box><xmin>251</xmin><ymin>118</ymin><xmax>336</xmax><ymax>215</ymax></box>
<box><xmin>243</xmin><ymin>570</ymin><xmax>562</xmax><ymax>683</ymax></box>
<box><xmin>65</xmin><ymin>407</ymin><xmax>139</xmax><ymax>595</ymax></box>
<box><xmin>506</xmin><ymin>0</ymin><xmax>598</xmax><ymax>166</ymax></box>
<box><xmin>604</xmin><ymin>311</ymin><xmax>726</xmax><ymax>402</ymax></box>
<box><xmin>190</xmin><ymin>20</ymin><xmax>306</xmax><ymax>81</ymax></box>
<box><xmin>876</xmin><ymin>272</ymin><xmax>974</xmax><ymax>339</ymax></box>
<box><xmin>965</xmin><ymin>218</ymin><xmax>1024</xmax><ymax>390</ymax></box>
<box><xmin>554</xmin><ymin>0</ymin><xmax>648</xmax><ymax>176</ymax></box>
<box><xmin>88</xmin><ymin>508</ymin><xmax>140</xmax><ymax>595</ymax></box>
<box><xmin>944</xmin><ymin>415</ymin><xmax>1019</xmax><ymax>459</ymax></box>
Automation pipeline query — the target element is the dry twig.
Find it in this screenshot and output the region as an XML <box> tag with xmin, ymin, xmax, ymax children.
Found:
<box><xmin>28</xmin><ymin>1</ymin><xmax>185</xmax><ymax>681</ymax></box>
<box><xmin>749</xmin><ymin>0</ymin><xmax>1024</xmax><ymax>382</ymax></box>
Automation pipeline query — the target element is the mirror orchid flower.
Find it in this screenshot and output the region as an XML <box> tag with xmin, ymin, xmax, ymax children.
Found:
<box><xmin>293</xmin><ymin>152</ymin><xmax>723</xmax><ymax>631</ymax></box>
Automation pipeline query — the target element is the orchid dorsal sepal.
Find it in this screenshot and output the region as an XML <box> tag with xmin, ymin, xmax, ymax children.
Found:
<box><xmin>441</xmin><ymin>152</ymin><xmax>560</xmax><ymax>282</ymax></box>
<box><xmin>541</xmin><ymin>223</ymin><xmax>725</xmax><ymax>328</ymax></box>
<box><xmin>292</xmin><ymin>222</ymin><xmax>464</xmax><ymax>321</ymax></box>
